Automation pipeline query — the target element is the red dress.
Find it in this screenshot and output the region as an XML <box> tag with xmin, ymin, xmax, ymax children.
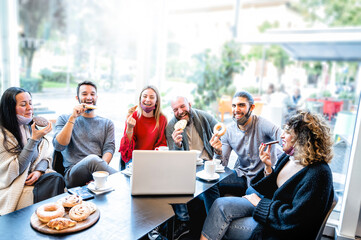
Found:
<box><xmin>119</xmin><ymin>111</ymin><xmax>168</xmax><ymax>162</ymax></box>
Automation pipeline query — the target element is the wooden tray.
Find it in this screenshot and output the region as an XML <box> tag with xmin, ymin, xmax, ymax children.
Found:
<box><xmin>30</xmin><ymin>209</ymin><xmax>100</xmax><ymax>234</ymax></box>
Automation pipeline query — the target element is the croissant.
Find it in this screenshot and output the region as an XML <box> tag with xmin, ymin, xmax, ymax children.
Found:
<box><xmin>47</xmin><ymin>217</ymin><xmax>77</xmax><ymax>230</ymax></box>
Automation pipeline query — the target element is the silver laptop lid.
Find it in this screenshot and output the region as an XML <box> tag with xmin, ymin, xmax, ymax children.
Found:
<box><xmin>131</xmin><ymin>150</ymin><xmax>197</xmax><ymax>195</ymax></box>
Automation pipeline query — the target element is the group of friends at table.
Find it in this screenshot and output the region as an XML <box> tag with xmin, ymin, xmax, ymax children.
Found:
<box><xmin>0</xmin><ymin>80</ymin><xmax>335</xmax><ymax>240</ymax></box>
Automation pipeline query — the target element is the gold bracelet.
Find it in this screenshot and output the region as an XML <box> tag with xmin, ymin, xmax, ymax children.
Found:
<box><xmin>68</xmin><ymin>121</ymin><xmax>75</xmax><ymax>124</ymax></box>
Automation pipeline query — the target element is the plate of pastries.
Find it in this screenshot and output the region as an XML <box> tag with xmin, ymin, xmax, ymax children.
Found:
<box><xmin>30</xmin><ymin>194</ymin><xmax>99</xmax><ymax>234</ymax></box>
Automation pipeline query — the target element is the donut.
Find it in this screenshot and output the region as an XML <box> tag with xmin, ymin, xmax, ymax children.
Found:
<box><xmin>47</xmin><ymin>217</ymin><xmax>77</xmax><ymax>230</ymax></box>
<box><xmin>36</xmin><ymin>203</ymin><xmax>65</xmax><ymax>223</ymax></box>
<box><xmin>32</xmin><ymin>116</ymin><xmax>49</xmax><ymax>128</ymax></box>
<box><xmin>82</xmin><ymin>201</ymin><xmax>97</xmax><ymax>214</ymax></box>
<box><xmin>62</xmin><ymin>194</ymin><xmax>83</xmax><ymax>208</ymax></box>
<box><xmin>69</xmin><ymin>204</ymin><xmax>91</xmax><ymax>222</ymax></box>
<box><xmin>174</xmin><ymin>119</ymin><xmax>187</xmax><ymax>130</ymax></box>
<box><xmin>213</xmin><ymin>123</ymin><xmax>227</xmax><ymax>137</ymax></box>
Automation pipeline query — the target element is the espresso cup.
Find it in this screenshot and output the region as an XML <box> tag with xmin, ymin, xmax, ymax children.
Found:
<box><xmin>92</xmin><ymin>171</ymin><xmax>109</xmax><ymax>189</ymax></box>
<box><xmin>213</xmin><ymin>159</ymin><xmax>222</xmax><ymax>168</ymax></box>
<box><xmin>155</xmin><ymin>146</ymin><xmax>169</xmax><ymax>151</ymax></box>
<box><xmin>204</xmin><ymin>161</ymin><xmax>216</xmax><ymax>177</ymax></box>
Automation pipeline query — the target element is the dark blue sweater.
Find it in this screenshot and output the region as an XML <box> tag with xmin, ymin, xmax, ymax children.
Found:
<box><xmin>250</xmin><ymin>153</ymin><xmax>334</xmax><ymax>240</ymax></box>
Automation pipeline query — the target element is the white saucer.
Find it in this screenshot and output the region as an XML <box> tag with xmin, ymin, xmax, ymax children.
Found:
<box><xmin>121</xmin><ymin>169</ymin><xmax>132</xmax><ymax>177</ymax></box>
<box><xmin>196</xmin><ymin>170</ymin><xmax>220</xmax><ymax>181</ymax></box>
<box><xmin>215</xmin><ymin>165</ymin><xmax>225</xmax><ymax>173</ymax></box>
<box><xmin>87</xmin><ymin>182</ymin><xmax>113</xmax><ymax>192</ymax></box>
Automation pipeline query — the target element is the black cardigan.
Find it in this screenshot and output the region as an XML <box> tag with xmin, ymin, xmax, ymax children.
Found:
<box><xmin>250</xmin><ymin>153</ymin><xmax>334</xmax><ymax>240</ymax></box>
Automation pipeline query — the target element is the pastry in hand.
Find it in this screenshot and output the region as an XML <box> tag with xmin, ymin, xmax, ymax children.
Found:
<box><xmin>47</xmin><ymin>217</ymin><xmax>77</xmax><ymax>230</ymax></box>
<box><xmin>174</xmin><ymin>119</ymin><xmax>187</xmax><ymax>130</ymax></box>
<box><xmin>213</xmin><ymin>122</ymin><xmax>227</xmax><ymax>137</ymax></box>
<box><xmin>32</xmin><ymin>116</ymin><xmax>49</xmax><ymax>130</ymax></box>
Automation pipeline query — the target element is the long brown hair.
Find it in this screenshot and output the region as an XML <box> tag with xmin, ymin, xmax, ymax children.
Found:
<box><xmin>0</xmin><ymin>87</ymin><xmax>30</xmax><ymax>153</ymax></box>
<box><xmin>137</xmin><ymin>85</ymin><xmax>163</xmax><ymax>130</ymax></box>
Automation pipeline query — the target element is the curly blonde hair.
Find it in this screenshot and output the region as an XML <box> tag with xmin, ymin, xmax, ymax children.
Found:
<box><xmin>285</xmin><ymin>111</ymin><xmax>333</xmax><ymax>166</ymax></box>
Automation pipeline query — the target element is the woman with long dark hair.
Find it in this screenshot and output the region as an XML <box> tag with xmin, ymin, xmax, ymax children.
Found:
<box><xmin>0</xmin><ymin>87</ymin><xmax>65</xmax><ymax>215</ymax></box>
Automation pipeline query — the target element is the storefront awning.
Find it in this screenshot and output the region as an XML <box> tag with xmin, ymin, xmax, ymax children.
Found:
<box><xmin>239</xmin><ymin>27</ymin><xmax>361</xmax><ymax>61</ymax></box>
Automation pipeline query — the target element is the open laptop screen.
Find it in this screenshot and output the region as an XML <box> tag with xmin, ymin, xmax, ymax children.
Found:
<box><xmin>131</xmin><ymin>150</ymin><xmax>197</xmax><ymax>195</ymax></box>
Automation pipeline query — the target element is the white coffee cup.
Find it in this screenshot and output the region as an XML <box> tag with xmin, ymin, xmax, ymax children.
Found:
<box><xmin>92</xmin><ymin>171</ymin><xmax>109</xmax><ymax>189</ymax></box>
<box><xmin>155</xmin><ymin>146</ymin><xmax>169</xmax><ymax>151</ymax></box>
<box><xmin>204</xmin><ymin>161</ymin><xmax>216</xmax><ymax>177</ymax></box>
<box><xmin>213</xmin><ymin>159</ymin><xmax>222</xmax><ymax>168</ymax></box>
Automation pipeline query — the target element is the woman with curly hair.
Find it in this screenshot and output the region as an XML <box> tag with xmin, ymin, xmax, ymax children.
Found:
<box><xmin>201</xmin><ymin>111</ymin><xmax>334</xmax><ymax>240</ymax></box>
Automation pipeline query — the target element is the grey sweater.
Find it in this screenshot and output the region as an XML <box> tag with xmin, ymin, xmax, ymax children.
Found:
<box><xmin>216</xmin><ymin>115</ymin><xmax>283</xmax><ymax>181</ymax></box>
<box><xmin>53</xmin><ymin>115</ymin><xmax>115</xmax><ymax>171</ymax></box>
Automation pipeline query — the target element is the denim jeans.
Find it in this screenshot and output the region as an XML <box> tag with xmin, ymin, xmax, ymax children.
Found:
<box><xmin>173</xmin><ymin>203</ymin><xmax>190</xmax><ymax>221</ymax></box>
<box><xmin>65</xmin><ymin>154</ymin><xmax>117</xmax><ymax>188</ymax></box>
<box><xmin>202</xmin><ymin>170</ymin><xmax>248</xmax><ymax>213</ymax></box>
<box><xmin>202</xmin><ymin>197</ymin><xmax>257</xmax><ymax>240</ymax></box>
<box><xmin>218</xmin><ymin>170</ymin><xmax>248</xmax><ymax>197</ymax></box>
<box><xmin>199</xmin><ymin>184</ymin><xmax>221</xmax><ymax>214</ymax></box>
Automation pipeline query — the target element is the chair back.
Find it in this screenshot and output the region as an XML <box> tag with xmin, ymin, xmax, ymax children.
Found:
<box><xmin>315</xmin><ymin>194</ymin><xmax>338</xmax><ymax>240</ymax></box>
<box><xmin>218</xmin><ymin>95</ymin><xmax>232</xmax><ymax>122</ymax></box>
<box><xmin>253</xmin><ymin>102</ymin><xmax>264</xmax><ymax>116</ymax></box>
<box><xmin>52</xmin><ymin>150</ymin><xmax>65</xmax><ymax>176</ymax></box>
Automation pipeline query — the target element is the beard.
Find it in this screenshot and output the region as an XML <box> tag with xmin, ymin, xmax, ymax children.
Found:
<box><xmin>232</xmin><ymin>108</ymin><xmax>252</xmax><ymax>126</ymax></box>
<box><xmin>176</xmin><ymin>110</ymin><xmax>192</xmax><ymax>125</ymax></box>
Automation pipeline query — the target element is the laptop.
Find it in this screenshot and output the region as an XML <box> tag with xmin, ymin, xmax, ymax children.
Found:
<box><xmin>131</xmin><ymin>150</ymin><xmax>197</xmax><ymax>195</ymax></box>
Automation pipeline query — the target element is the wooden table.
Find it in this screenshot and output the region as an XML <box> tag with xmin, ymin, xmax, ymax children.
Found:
<box><xmin>0</xmin><ymin>167</ymin><xmax>233</xmax><ymax>240</ymax></box>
